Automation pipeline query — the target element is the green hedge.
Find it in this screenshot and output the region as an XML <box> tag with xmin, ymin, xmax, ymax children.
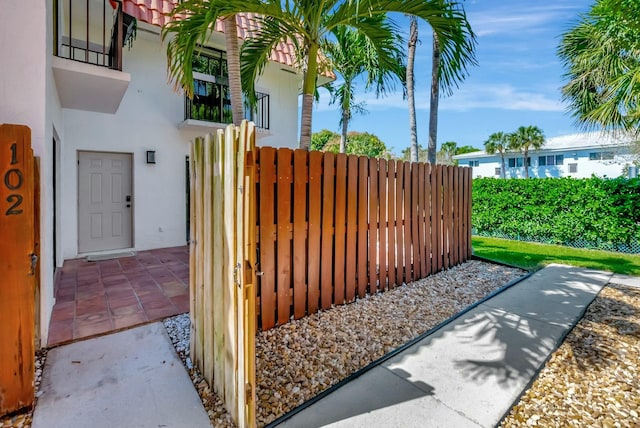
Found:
<box><xmin>472</xmin><ymin>177</ymin><xmax>640</xmax><ymax>252</ymax></box>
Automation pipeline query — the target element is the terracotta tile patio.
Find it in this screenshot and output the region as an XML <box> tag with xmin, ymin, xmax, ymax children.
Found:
<box><xmin>48</xmin><ymin>246</ymin><xmax>190</xmax><ymax>346</ymax></box>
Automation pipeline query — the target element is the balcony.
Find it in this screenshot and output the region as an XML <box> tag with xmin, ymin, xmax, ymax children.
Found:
<box><xmin>52</xmin><ymin>0</ymin><xmax>135</xmax><ymax>114</ymax></box>
<box><xmin>179</xmin><ymin>77</ymin><xmax>270</xmax><ymax>132</ymax></box>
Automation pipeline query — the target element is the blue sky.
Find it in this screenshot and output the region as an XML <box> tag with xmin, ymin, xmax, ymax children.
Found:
<box><xmin>310</xmin><ymin>0</ymin><xmax>593</xmax><ymax>156</ymax></box>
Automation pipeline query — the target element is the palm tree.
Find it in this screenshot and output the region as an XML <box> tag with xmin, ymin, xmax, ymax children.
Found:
<box><xmin>558</xmin><ymin>0</ymin><xmax>640</xmax><ymax>135</ymax></box>
<box><xmin>484</xmin><ymin>131</ymin><xmax>509</xmax><ymax>178</ymax></box>
<box><xmin>322</xmin><ymin>17</ymin><xmax>405</xmax><ymax>153</ymax></box>
<box><xmin>437</xmin><ymin>140</ymin><xmax>457</xmax><ymax>165</ymax></box>
<box><xmin>223</xmin><ymin>16</ymin><xmax>245</xmax><ymax>126</ymax></box>
<box><xmin>407</xmin><ymin>16</ymin><xmax>419</xmax><ymax>162</ymax></box>
<box><xmin>509</xmin><ymin>126</ymin><xmax>545</xmax><ymax>179</ymax></box>
<box><xmin>163</xmin><ymin>0</ymin><xmax>477</xmax><ymax>150</ymax></box>
<box><xmin>428</xmin><ymin>31</ymin><xmax>440</xmax><ymax>164</ymax></box>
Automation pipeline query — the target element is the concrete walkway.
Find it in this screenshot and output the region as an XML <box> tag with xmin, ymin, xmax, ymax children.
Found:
<box><xmin>32</xmin><ymin>322</ymin><xmax>210</xmax><ymax>428</ymax></box>
<box><xmin>277</xmin><ymin>264</ymin><xmax>615</xmax><ymax>428</ymax></box>
<box><xmin>31</xmin><ymin>264</ymin><xmax>629</xmax><ymax>428</ymax></box>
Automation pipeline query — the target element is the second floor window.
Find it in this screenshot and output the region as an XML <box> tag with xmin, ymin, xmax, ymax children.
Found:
<box><xmin>185</xmin><ymin>48</ymin><xmax>270</xmax><ymax>129</ymax></box>
<box><xmin>186</xmin><ymin>49</ymin><xmax>232</xmax><ymax>124</ymax></box>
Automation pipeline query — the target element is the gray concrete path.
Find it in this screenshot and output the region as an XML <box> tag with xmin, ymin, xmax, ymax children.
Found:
<box><xmin>32</xmin><ymin>322</ymin><xmax>210</xmax><ymax>428</ymax></box>
<box><xmin>278</xmin><ymin>264</ymin><xmax>614</xmax><ymax>428</ymax></box>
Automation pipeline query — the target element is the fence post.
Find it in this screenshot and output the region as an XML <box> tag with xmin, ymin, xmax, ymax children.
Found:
<box><xmin>0</xmin><ymin>124</ymin><xmax>36</xmax><ymax>416</ymax></box>
<box><xmin>190</xmin><ymin>121</ymin><xmax>256</xmax><ymax>428</ymax></box>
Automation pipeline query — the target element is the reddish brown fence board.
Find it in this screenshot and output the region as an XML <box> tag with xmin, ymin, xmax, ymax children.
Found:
<box><xmin>357</xmin><ymin>158</ymin><xmax>368</xmax><ymax>298</ymax></box>
<box><xmin>258</xmin><ymin>148</ymin><xmax>276</xmax><ymax>330</ymax></box>
<box><xmin>403</xmin><ymin>164</ymin><xmax>412</xmax><ymax>283</ymax></box>
<box><xmin>254</xmin><ymin>149</ymin><xmax>472</xmax><ymax>330</ymax></box>
<box><xmin>292</xmin><ymin>150</ymin><xmax>307</xmax><ymax>320</ymax></box>
<box><xmin>368</xmin><ymin>158</ymin><xmax>378</xmax><ymax>294</ymax></box>
<box><xmin>334</xmin><ymin>154</ymin><xmax>347</xmax><ymax>305</ymax></box>
<box><xmin>307</xmin><ymin>152</ymin><xmax>323</xmax><ymax>314</ymax></box>
<box><xmin>411</xmin><ymin>165</ymin><xmax>420</xmax><ymax>279</ymax></box>
<box><xmin>345</xmin><ymin>156</ymin><xmax>358</xmax><ymax>303</ymax></box>
<box><xmin>378</xmin><ymin>160</ymin><xmax>387</xmax><ymax>291</ymax></box>
<box><xmin>276</xmin><ymin>149</ymin><xmax>292</xmax><ymax>325</ymax></box>
<box><xmin>320</xmin><ymin>153</ymin><xmax>335</xmax><ymax>310</ymax></box>
<box><xmin>387</xmin><ymin>161</ymin><xmax>396</xmax><ymax>289</ymax></box>
<box><xmin>395</xmin><ymin>162</ymin><xmax>405</xmax><ymax>285</ymax></box>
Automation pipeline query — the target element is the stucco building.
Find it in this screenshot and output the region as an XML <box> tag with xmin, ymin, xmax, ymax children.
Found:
<box><xmin>453</xmin><ymin>132</ymin><xmax>638</xmax><ymax>179</ymax></box>
<box><xmin>1</xmin><ymin>0</ymin><xmax>331</xmax><ymax>345</ymax></box>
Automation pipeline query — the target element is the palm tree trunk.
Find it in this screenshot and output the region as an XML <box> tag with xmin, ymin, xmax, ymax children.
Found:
<box><xmin>500</xmin><ymin>153</ymin><xmax>506</xmax><ymax>179</ymax></box>
<box><xmin>299</xmin><ymin>43</ymin><xmax>319</xmax><ymax>150</ymax></box>
<box><xmin>223</xmin><ymin>15</ymin><xmax>244</xmax><ymax>126</ymax></box>
<box><xmin>428</xmin><ymin>31</ymin><xmax>440</xmax><ymax>164</ymax></box>
<box><xmin>523</xmin><ymin>148</ymin><xmax>529</xmax><ymax>178</ymax></box>
<box><xmin>340</xmin><ymin>109</ymin><xmax>349</xmax><ymax>153</ymax></box>
<box><xmin>407</xmin><ymin>16</ymin><xmax>418</xmax><ymax>163</ymax></box>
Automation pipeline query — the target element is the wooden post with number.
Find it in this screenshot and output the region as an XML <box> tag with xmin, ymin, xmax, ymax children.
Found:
<box><xmin>0</xmin><ymin>124</ymin><xmax>36</xmax><ymax>416</ymax></box>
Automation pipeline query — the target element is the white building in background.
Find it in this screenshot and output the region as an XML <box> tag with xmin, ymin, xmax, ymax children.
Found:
<box><xmin>453</xmin><ymin>132</ymin><xmax>638</xmax><ymax>179</ymax></box>
<box><xmin>1</xmin><ymin>0</ymin><xmax>333</xmax><ymax>345</ymax></box>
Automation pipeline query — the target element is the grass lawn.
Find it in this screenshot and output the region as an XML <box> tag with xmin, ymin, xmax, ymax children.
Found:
<box><xmin>472</xmin><ymin>236</ymin><xmax>640</xmax><ymax>275</ymax></box>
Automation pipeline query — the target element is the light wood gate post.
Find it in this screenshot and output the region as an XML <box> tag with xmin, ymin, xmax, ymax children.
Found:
<box><xmin>190</xmin><ymin>121</ymin><xmax>256</xmax><ymax>428</ymax></box>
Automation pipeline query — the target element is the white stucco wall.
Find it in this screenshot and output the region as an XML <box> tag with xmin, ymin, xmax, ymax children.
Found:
<box><xmin>1</xmin><ymin>0</ymin><xmax>62</xmax><ymax>346</ymax></box>
<box><xmin>2</xmin><ymin>7</ymin><xmax>301</xmax><ymax>345</ymax></box>
<box><xmin>60</xmin><ymin>28</ymin><xmax>301</xmax><ymax>259</ymax></box>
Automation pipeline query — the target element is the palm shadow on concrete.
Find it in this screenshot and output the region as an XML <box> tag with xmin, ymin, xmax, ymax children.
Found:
<box><xmin>450</xmin><ymin>267</ymin><xmax>640</xmax><ymax>393</ymax></box>
<box><xmin>452</xmin><ymin>268</ymin><xmax>609</xmax><ymax>387</ymax></box>
<box><xmin>452</xmin><ymin>308</ymin><xmax>553</xmax><ymax>388</ymax></box>
<box><xmin>278</xmin><ymin>366</ymin><xmax>435</xmax><ymax>427</ymax></box>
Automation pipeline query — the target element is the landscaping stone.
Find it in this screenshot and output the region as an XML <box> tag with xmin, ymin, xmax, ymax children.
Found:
<box><xmin>501</xmin><ymin>282</ymin><xmax>640</xmax><ymax>427</ymax></box>
<box><xmin>165</xmin><ymin>260</ymin><xmax>524</xmax><ymax>427</ymax></box>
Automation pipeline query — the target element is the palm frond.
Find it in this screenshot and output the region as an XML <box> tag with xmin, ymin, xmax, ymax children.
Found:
<box><xmin>558</xmin><ymin>1</ymin><xmax>640</xmax><ymax>133</ymax></box>
<box><xmin>327</xmin><ymin>0</ymin><xmax>477</xmax><ymax>94</ymax></box>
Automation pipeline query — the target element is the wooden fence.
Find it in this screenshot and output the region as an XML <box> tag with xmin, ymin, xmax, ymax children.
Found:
<box><xmin>255</xmin><ymin>149</ymin><xmax>472</xmax><ymax>330</ymax></box>
<box><xmin>189</xmin><ymin>122</ymin><xmax>256</xmax><ymax>428</ymax></box>
<box><xmin>190</xmin><ymin>127</ymin><xmax>473</xmax><ymax>426</ymax></box>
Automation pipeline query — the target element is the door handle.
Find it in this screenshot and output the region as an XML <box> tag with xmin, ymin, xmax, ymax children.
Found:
<box><xmin>126</xmin><ymin>195</ymin><xmax>131</xmax><ymax>202</ymax></box>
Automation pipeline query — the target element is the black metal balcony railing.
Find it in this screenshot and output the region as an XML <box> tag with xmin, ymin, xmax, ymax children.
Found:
<box><xmin>247</xmin><ymin>92</ymin><xmax>270</xmax><ymax>130</ymax></box>
<box><xmin>185</xmin><ymin>79</ymin><xmax>233</xmax><ymax>124</ymax></box>
<box><xmin>54</xmin><ymin>0</ymin><xmax>135</xmax><ymax>71</ymax></box>
<box><xmin>185</xmin><ymin>79</ymin><xmax>270</xmax><ymax>130</ymax></box>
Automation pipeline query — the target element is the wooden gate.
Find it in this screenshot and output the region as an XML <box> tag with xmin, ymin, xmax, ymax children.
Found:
<box><xmin>190</xmin><ymin>121</ymin><xmax>256</xmax><ymax>427</ymax></box>
<box><xmin>0</xmin><ymin>124</ymin><xmax>37</xmax><ymax>416</ymax></box>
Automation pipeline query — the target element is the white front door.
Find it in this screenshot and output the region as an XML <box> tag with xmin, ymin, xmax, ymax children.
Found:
<box><xmin>78</xmin><ymin>151</ymin><xmax>132</xmax><ymax>253</ymax></box>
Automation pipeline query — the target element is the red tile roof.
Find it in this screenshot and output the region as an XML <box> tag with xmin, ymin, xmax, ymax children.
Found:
<box><xmin>122</xmin><ymin>0</ymin><xmax>331</xmax><ymax>77</ymax></box>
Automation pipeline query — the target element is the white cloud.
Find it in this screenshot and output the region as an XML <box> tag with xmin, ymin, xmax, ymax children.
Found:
<box><xmin>350</xmin><ymin>83</ymin><xmax>564</xmax><ymax>113</ymax></box>
<box><xmin>469</xmin><ymin>4</ymin><xmax>581</xmax><ymax>37</ymax></box>
<box><xmin>440</xmin><ymin>84</ymin><xmax>565</xmax><ymax>112</ymax></box>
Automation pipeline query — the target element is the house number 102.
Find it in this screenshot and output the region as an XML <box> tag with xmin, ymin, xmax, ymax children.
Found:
<box><xmin>5</xmin><ymin>142</ymin><xmax>24</xmax><ymax>216</ymax></box>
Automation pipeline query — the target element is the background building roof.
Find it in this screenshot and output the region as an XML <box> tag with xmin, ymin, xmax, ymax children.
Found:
<box><xmin>454</xmin><ymin>132</ymin><xmax>637</xmax><ymax>160</ymax></box>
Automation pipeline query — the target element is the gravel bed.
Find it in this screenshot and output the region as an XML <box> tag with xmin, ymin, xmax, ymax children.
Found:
<box><xmin>165</xmin><ymin>259</ymin><xmax>524</xmax><ymax>427</ymax></box>
<box><xmin>501</xmin><ymin>282</ymin><xmax>640</xmax><ymax>427</ymax></box>
<box><xmin>1</xmin><ymin>349</ymin><xmax>47</xmax><ymax>428</ymax></box>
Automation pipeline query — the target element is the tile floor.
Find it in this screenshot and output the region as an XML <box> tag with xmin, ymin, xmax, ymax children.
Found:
<box><xmin>48</xmin><ymin>246</ymin><xmax>190</xmax><ymax>346</ymax></box>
